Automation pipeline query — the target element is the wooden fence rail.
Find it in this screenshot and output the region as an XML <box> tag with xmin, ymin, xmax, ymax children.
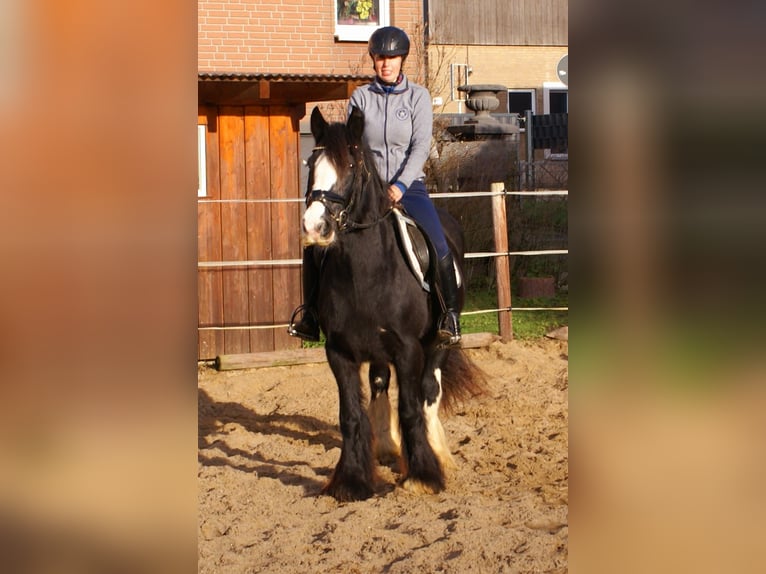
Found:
<box><xmin>198</xmin><ymin>184</ymin><xmax>568</xmax><ymax>343</ymax></box>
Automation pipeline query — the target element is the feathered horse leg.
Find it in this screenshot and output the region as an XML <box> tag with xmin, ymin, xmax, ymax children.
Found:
<box><xmin>323</xmin><ymin>347</ymin><xmax>376</xmax><ymax>502</ymax></box>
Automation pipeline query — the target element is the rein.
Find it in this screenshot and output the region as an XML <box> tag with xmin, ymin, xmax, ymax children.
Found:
<box><xmin>306</xmin><ymin>145</ymin><xmax>393</xmax><ymax>233</ymax></box>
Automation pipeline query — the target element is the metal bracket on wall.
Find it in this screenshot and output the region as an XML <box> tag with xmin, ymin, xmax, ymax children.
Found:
<box><xmin>449</xmin><ymin>63</ymin><xmax>470</xmax><ymax>112</ymax></box>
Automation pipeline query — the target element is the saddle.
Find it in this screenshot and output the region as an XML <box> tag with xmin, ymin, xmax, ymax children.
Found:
<box><xmin>391</xmin><ymin>207</ymin><xmax>461</xmax><ymax>293</ymax></box>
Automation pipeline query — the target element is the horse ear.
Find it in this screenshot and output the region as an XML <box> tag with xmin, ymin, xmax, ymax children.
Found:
<box><xmin>310</xmin><ymin>107</ymin><xmax>328</xmax><ymax>142</ymax></box>
<box><xmin>347</xmin><ymin>106</ymin><xmax>365</xmax><ymax>144</ymax></box>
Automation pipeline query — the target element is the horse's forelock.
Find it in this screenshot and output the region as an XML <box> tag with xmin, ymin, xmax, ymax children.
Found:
<box><xmin>319</xmin><ymin>123</ymin><xmax>351</xmax><ymax>175</ymax></box>
<box><xmin>314</xmin><ymin>118</ymin><xmax>389</xmax><ymax>218</ymax></box>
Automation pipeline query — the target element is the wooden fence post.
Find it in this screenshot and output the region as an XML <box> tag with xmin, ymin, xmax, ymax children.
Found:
<box><xmin>491</xmin><ymin>182</ymin><xmax>513</xmax><ymax>341</ymax></box>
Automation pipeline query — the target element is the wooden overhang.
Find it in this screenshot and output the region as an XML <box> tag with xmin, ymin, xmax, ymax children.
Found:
<box><xmin>198</xmin><ymin>72</ymin><xmax>375</xmax><ymax>106</ymax></box>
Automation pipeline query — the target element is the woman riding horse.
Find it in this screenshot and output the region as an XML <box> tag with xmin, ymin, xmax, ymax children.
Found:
<box><xmin>293</xmin><ymin>104</ymin><xmax>482</xmax><ymax>501</ymax></box>
<box><xmin>289</xmin><ymin>26</ymin><xmax>462</xmax><ymax>347</ymax></box>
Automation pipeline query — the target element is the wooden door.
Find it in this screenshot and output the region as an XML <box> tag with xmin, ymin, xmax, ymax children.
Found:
<box><xmin>197</xmin><ymin>105</ymin><xmax>303</xmax><ymax>359</ymax></box>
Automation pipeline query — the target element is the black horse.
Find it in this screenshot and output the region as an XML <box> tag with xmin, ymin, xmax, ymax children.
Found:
<box><xmin>301</xmin><ymin>107</ymin><xmax>484</xmax><ymax>502</ymax></box>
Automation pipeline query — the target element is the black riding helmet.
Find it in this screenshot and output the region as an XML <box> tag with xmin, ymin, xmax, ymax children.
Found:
<box><xmin>368</xmin><ymin>26</ymin><xmax>410</xmax><ymax>58</ymax></box>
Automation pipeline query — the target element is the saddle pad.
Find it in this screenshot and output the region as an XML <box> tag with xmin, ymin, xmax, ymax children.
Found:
<box><xmin>392</xmin><ymin>208</ymin><xmax>431</xmax><ymax>292</ymax></box>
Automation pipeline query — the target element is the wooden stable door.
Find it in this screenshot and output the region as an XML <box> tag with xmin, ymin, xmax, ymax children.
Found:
<box><xmin>197</xmin><ymin>105</ymin><xmax>303</xmax><ymax>359</ymax></box>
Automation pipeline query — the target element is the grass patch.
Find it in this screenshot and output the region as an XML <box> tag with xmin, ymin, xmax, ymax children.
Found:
<box><xmin>464</xmin><ymin>288</ymin><xmax>568</xmax><ymax>340</ymax></box>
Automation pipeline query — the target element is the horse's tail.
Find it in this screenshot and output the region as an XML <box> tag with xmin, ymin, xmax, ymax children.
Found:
<box><xmin>439</xmin><ymin>348</ymin><xmax>488</xmax><ymax>414</ymax></box>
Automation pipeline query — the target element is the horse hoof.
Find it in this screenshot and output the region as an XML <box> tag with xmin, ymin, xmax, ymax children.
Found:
<box><xmin>400</xmin><ymin>477</ymin><xmax>443</xmax><ymax>495</ymax></box>
<box><xmin>374</xmin><ymin>443</ymin><xmax>402</xmax><ymax>465</ymax></box>
<box><xmin>322</xmin><ymin>480</ymin><xmax>374</xmax><ymax>502</ymax></box>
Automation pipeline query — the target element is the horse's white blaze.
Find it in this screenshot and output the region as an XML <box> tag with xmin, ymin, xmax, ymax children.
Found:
<box><xmin>302</xmin><ymin>154</ymin><xmax>339</xmax><ymax>245</ymax></box>
<box><xmin>311</xmin><ymin>154</ymin><xmax>338</xmax><ymax>192</ymax></box>
<box><xmin>302</xmin><ymin>201</ymin><xmax>328</xmax><ymax>244</ymax></box>
<box><xmin>424</xmin><ymin>367</ymin><xmax>456</xmax><ymax>470</ymax></box>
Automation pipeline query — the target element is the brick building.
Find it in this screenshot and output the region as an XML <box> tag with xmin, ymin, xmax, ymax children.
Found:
<box><xmin>197</xmin><ymin>1</ymin><xmax>425</xmax><ymax>360</ymax></box>
<box><xmin>196</xmin><ymin>1</ymin><xmax>568</xmax><ymax>359</ymax></box>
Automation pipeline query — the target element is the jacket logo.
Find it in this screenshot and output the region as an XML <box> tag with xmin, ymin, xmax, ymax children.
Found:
<box><xmin>395</xmin><ymin>108</ymin><xmax>410</xmax><ymax>120</ymax></box>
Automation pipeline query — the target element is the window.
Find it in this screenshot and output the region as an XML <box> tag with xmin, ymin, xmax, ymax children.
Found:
<box><xmin>335</xmin><ymin>0</ymin><xmax>389</xmax><ymax>42</ymax></box>
<box><xmin>507</xmin><ymin>89</ymin><xmax>536</xmax><ymax>128</ymax></box>
<box><xmin>508</xmin><ymin>89</ymin><xmax>536</xmax><ymax>116</ymax></box>
<box><xmin>543</xmin><ymin>82</ymin><xmax>568</xmax><ymax>158</ymax></box>
<box><xmin>198</xmin><ymin>125</ymin><xmax>207</xmax><ymax>197</ymax></box>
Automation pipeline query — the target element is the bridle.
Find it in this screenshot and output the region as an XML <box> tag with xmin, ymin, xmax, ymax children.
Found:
<box><xmin>305</xmin><ymin>145</ymin><xmax>392</xmax><ymax>232</ymax></box>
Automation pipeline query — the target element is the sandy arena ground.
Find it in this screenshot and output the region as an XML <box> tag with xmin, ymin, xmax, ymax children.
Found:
<box><xmin>198</xmin><ymin>337</ymin><xmax>568</xmax><ymax>573</ymax></box>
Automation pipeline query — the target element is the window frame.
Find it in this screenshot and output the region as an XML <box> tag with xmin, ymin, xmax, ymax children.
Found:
<box><xmin>543</xmin><ymin>81</ymin><xmax>568</xmax><ymax>160</ymax></box>
<box><xmin>507</xmin><ymin>88</ymin><xmax>536</xmax><ymax>129</ymax></box>
<box><xmin>198</xmin><ymin>124</ymin><xmax>207</xmax><ymax>198</ymax></box>
<box><xmin>334</xmin><ymin>0</ymin><xmax>389</xmax><ymax>42</ymax></box>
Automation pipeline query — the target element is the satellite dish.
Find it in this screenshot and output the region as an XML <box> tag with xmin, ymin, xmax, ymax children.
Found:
<box><xmin>556</xmin><ymin>54</ymin><xmax>568</xmax><ymax>86</ymax></box>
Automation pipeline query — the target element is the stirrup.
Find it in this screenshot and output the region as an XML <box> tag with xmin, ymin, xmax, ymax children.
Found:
<box><xmin>436</xmin><ymin>311</ymin><xmax>461</xmax><ymax>348</ymax></box>
<box><xmin>287</xmin><ymin>305</ymin><xmax>320</xmax><ymax>342</ymax></box>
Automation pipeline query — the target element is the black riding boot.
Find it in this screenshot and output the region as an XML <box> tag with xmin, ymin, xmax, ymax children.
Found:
<box><xmin>287</xmin><ymin>248</ymin><xmax>321</xmax><ymax>341</ymax></box>
<box><xmin>436</xmin><ymin>252</ymin><xmax>462</xmax><ymax>347</ymax></box>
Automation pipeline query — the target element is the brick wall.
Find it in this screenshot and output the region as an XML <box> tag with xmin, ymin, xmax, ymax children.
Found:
<box><xmin>198</xmin><ymin>0</ymin><xmax>424</xmax><ymax>75</ymax></box>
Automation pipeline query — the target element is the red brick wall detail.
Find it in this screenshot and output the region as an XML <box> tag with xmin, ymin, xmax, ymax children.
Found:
<box><xmin>199</xmin><ymin>1</ymin><xmax>424</xmax><ymax>75</ymax></box>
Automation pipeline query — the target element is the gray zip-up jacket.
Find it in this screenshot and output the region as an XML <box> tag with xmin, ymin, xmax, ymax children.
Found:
<box><xmin>349</xmin><ymin>75</ymin><xmax>433</xmax><ymax>190</ymax></box>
